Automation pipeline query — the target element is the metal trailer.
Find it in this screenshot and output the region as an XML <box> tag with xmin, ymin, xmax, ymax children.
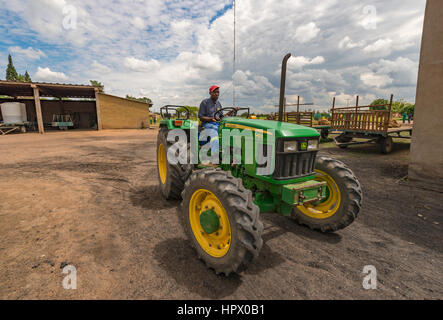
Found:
<box><xmin>283</xmin><ymin>96</ymin><xmax>332</xmax><ymax>139</ymax></box>
<box><xmin>51</xmin><ymin>114</ymin><xmax>74</xmax><ymax>130</ymax></box>
<box><xmin>0</xmin><ymin>121</ymin><xmax>32</xmax><ymax>135</ymax></box>
<box><xmin>330</xmin><ymin>95</ymin><xmax>413</xmax><ymax>154</ymax></box>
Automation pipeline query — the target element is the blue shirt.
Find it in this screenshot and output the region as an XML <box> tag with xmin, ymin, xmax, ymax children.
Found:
<box><xmin>198</xmin><ymin>98</ymin><xmax>222</xmax><ymax>120</ymax></box>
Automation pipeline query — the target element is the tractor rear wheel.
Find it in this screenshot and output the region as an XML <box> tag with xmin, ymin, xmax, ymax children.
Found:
<box><xmin>157</xmin><ymin>127</ymin><xmax>192</xmax><ymax>199</ymax></box>
<box><xmin>181</xmin><ymin>168</ymin><xmax>263</xmax><ymax>276</ymax></box>
<box><xmin>291</xmin><ymin>157</ymin><xmax>362</xmax><ymax>232</ymax></box>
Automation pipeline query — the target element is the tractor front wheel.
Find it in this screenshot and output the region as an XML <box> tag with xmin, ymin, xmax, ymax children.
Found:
<box><xmin>291</xmin><ymin>157</ymin><xmax>362</xmax><ymax>232</ymax></box>
<box><xmin>181</xmin><ymin>168</ymin><xmax>263</xmax><ymax>276</ymax></box>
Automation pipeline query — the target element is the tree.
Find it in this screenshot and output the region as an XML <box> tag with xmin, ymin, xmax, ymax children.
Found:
<box><xmin>125</xmin><ymin>95</ymin><xmax>152</xmax><ymax>105</ymax></box>
<box><xmin>24</xmin><ymin>71</ymin><xmax>32</xmax><ymax>82</ymax></box>
<box><xmin>90</xmin><ymin>80</ymin><xmax>104</xmax><ymax>90</ymax></box>
<box><xmin>6</xmin><ymin>54</ymin><xmax>18</xmax><ymax>81</ymax></box>
<box><xmin>370</xmin><ymin>98</ymin><xmax>389</xmax><ymax>110</ymax></box>
<box><xmin>314</xmin><ymin>111</ymin><xmax>322</xmax><ymax>120</ymax></box>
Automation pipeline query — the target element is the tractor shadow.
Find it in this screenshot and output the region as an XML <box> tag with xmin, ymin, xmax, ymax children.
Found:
<box><xmin>261</xmin><ymin>213</ymin><xmax>342</xmax><ymax>245</ymax></box>
<box><xmin>153</xmin><ymin>237</ymin><xmax>286</xmax><ymax>298</ymax></box>
<box><xmin>130</xmin><ymin>185</ymin><xmax>180</xmax><ymax>210</ymax></box>
<box><xmin>153</xmin><ymin>238</ymin><xmax>242</xmax><ymax>299</ymax></box>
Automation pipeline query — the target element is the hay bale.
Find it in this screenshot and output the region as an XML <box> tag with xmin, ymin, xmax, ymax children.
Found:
<box><xmin>318</xmin><ymin>118</ymin><xmax>331</xmax><ymax>125</ymax></box>
<box><xmin>389</xmin><ymin>119</ymin><xmax>401</xmax><ymax>128</ymax></box>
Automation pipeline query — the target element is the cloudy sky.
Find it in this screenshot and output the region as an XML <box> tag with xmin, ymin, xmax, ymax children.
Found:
<box><xmin>0</xmin><ymin>0</ymin><xmax>426</xmax><ymax>112</ymax></box>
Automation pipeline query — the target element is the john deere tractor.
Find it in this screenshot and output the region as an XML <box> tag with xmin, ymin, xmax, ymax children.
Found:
<box><xmin>156</xmin><ymin>54</ymin><xmax>362</xmax><ymax>276</ymax></box>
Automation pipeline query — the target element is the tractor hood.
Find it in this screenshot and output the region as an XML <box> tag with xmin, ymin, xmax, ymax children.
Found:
<box><xmin>221</xmin><ymin>118</ymin><xmax>320</xmax><ymax>139</ymax></box>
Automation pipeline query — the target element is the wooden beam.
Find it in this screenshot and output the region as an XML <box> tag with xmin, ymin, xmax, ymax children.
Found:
<box><xmin>94</xmin><ymin>88</ymin><xmax>103</xmax><ymax>130</ymax></box>
<box><xmin>31</xmin><ymin>85</ymin><xmax>44</xmax><ymax>134</ymax></box>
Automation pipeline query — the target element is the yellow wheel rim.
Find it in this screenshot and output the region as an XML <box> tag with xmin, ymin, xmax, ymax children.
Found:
<box><xmin>158</xmin><ymin>144</ymin><xmax>167</xmax><ymax>184</ymax></box>
<box><xmin>189</xmin><ymin>189</ymin><xmax>231</xmax><ymax>258</ymax></box>
<box><xmin>296</xmin><ymin>169</ymin><xmax>341</xmax><ymax>219</ymax></box>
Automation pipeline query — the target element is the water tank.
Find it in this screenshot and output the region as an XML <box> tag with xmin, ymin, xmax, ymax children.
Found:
<box><xmin>1</xmin><ymin>102</ymin><xmax>27</xmax><ymax>123</ymax></box>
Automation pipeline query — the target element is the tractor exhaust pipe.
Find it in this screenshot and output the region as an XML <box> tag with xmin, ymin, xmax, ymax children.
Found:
<box><xmin>279</xmin><ymin>53</ymin><xmax>291</xmax><ymax>122</ymax></box>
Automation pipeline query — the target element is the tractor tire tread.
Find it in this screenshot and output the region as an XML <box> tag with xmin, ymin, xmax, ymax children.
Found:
<box><xmin>157</xmin><ymin>128</ymin><xmax>193</xmax><ymax>200</ymax></box>
<box><xmin>291</xmin><ymin>156</ymin><xmax>362</xmax><ymax>233</ymax></box>
<box><xmin>181</xmin><ymin>168</ymin><xmax>263</xmax><ymax>276</ymax></box>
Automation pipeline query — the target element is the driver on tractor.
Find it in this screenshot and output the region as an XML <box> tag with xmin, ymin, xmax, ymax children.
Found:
<box><xmin>198</xmin><ymin>85</ymin><xmax>238</xmax><ymax>155</ymax></box>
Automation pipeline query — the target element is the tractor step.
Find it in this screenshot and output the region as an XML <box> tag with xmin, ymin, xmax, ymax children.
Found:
<box><xmin>281</xmin><ymin>180</ymin><xmax>327</xmax><ymax>206</ymax></box>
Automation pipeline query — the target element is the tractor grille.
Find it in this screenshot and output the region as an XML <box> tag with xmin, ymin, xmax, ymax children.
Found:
<box><xmin>273</xmin><ymin>138</ymin><xmax>318</xmax><ymax>180</ymax></box>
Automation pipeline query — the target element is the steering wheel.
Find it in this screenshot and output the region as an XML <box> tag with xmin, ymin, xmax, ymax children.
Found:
<box><xmin>214</xmin><ymin>108</ymin><xmax>238</xmax><ymax>121</ymax></box>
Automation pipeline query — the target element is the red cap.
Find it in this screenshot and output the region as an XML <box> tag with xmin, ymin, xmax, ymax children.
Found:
<box><xmin>209</xmin><ymin>85</ymin><xmax>219</xmax><ymax>93</ymax></box>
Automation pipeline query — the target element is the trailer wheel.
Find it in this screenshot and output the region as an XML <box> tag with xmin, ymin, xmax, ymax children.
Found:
<box><xmin>157</xmin><ymin>127</ymin><xmax>192</xmax><ymax>199</ymax></box>
<box><xmin>335</xmin><ymin>134</ymin><xmax>352</xmax><ymax>148</ymax></box>
<box><xmin>320</xmin><ymin>128</ymin><xmax>329</xmax><ymax>139</ymax></box>
<box><xmin>291</xmin><ymin>157</ymin><xmax>362</xmax><ymax>232</ymax></box>
<box><xmin>379</xmin><ymin>136</ymin><xmax>393</xmax><ymax>154</ymax></box>
<box><xmin>181</xmin><ymin>168</ymin><xmax>263</xmax><ymax>276</ymax></box>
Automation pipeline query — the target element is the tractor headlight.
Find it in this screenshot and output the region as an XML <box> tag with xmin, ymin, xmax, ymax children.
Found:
<box><xmin>307</xmin><ymin>139</ymin><xmax>319</xmax><ymax>151</ymax></box>
<box><xmin>284</xmin><ymin>141</ymin><xmax>298</xmax><ymax>152</ymax></box>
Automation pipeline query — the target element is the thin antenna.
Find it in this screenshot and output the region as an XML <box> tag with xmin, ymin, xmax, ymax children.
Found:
<box><xmin>233</xmin><ymin>0</ymin><xmax>236</xmax><ymax>108</ymax></box>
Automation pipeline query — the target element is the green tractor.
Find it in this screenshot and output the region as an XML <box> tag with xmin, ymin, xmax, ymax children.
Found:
<box><xmin>156</xmin><ymin>54</ymin><xmax>362</xmax><ymax>276</ymax></box>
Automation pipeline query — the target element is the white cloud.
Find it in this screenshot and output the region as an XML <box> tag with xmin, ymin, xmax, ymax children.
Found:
<box><xmin>132</xmin><ymin>17</ymin><xmax>146</xmax><ymax>30</ymax></box>
<box><xmin>91</xmin><ymin>61</ymin><xmax>111</xmax><ymax>74</ymax></box>
<box><xmin>171</xmin><ymin>20</ymin><xmax>193</xmax><ymax>35</ymax></box>
<box><xmin>294</xmin><ymin>22</ymin><xmax>320</xmax><ymax>43</ymax></box>
<box><xmin>288</xmin><ymin>56</ymin><xmax>325</xmax><ymax>70</ymax></box>
<box><xmin>9</xmin><ymin>46</ymin><xmax>46</xmax><ymax>60</ymax></box>
<box><xmin>363</xmin><ymin>38</ymin><xmax>394</xmax><ymax>56</ymax></box>
<box><xmin>338</xmin><ymin>36</ymin><xmax>365</xmax><ymax>49</ymax></box>
<box><xmin>124</xmin><ymin>57</ymin><xmax>161</xmax><ymax>72</ymax></box>
<box><xmin>367</xmin><ymin>57</ymin><xmax>418</xmax><ymax>86</ymax></box>
<box><xmin>34</xmin><ymin>67</ymin><xmax>68</xmax><ymax>82</ymax></box>
<box><xmin>360</xmin><ymin>72</ymin><xmax>393</xmax><ymax>88</ymax></box>
<box><xmin>2</xmin><ymin>0</ymin><xmax>425</xmax><ymax>111</ymax></box>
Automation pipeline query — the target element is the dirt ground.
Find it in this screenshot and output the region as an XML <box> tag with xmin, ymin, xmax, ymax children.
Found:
<box><xmin>0</xmin><ymin>129</ymin><xmax>442</xmax><ymax>300</ymax></box>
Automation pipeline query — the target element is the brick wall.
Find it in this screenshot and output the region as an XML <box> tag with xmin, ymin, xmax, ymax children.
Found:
<box><xmin>98</xmin><ymin>93</ymin><xmax>151</xmax><ymax>129</ymax></box>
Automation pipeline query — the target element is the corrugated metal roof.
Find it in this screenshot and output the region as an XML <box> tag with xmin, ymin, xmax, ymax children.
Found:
<box><xmin>0</xmin><ymin>80</ymin><xmax>101</xmax><ymax>98</ymax></box>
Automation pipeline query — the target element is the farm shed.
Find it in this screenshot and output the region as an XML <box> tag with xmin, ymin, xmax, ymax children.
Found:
<box><xmin>409</xmin><ymin>0</ymin><xmax>443</xmax><ymax>192</ymax></box>
<box><xmin>0</xmin><ymin>81</ymin><xmax>151</xmax><ymax>133</ymax></box>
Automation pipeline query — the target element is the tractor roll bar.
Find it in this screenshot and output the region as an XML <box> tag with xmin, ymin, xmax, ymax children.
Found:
<box><xmin>160</xmin><ymin>105</ymin><xmax>191</xmax><ymax>119</ymax></box>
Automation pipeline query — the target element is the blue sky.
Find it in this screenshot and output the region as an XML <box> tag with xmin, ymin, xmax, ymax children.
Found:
<box><xmin>0</xmin><ymin>0</ymin><xmax>426</xmax><ymax>113</ymax></box>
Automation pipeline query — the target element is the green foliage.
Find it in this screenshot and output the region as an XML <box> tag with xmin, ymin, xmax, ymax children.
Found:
<box><xmin>24</xmin><ymin>71</ymin><xmax>32</xmax><ymax>82</ymax></box>
<box><xmin>90</xmin><ymin>80</ymin><xmax>104</xmax><ymax>90</ymax></box>
<box><xmin>369</xmin><ymin>98</ymin><xmax>389</xmax><ymax>110</ymax></box>
<box><xmin>320</xmin><ymin>112</ymin><xmax>331</xmax><ymax>119</ymax></box>
<box><xmin>6</xmin><ymin>54</ymin><xmax>18</xmax><ymax>81</ymax></box>
<box><xmin>369</xmin><ymin>98</ymin><xmax>415</xmax><ymax>114</ymax></box>
<box><xmin>125</xmin><ymin>95</ymin><xmax>153</xmax><ymax>105</ymax></box>
<box><xmin>5</xmin><ymin>54</ymin><xmax>31</xmax><ymax>82</ymax></box>
<box><xmin>401</xmin><ymin>104</ymin><xmax>415</xmax><ymax>115</ymax></box>
<box><xmin>392</xmin><ymin>99</ymin><xmax>415</xmax><ymax>114</ymax></box>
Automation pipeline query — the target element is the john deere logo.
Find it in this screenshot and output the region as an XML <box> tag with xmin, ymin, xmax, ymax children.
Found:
<box><xmin>300</xmin><ymin>142</ymin><xmax>308</xmax><ymax>151</ymax></box>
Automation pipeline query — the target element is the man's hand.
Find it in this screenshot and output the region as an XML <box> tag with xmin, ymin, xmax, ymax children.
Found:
<box><xmin>226</xmin><ymin>107</ymin><xmax>240</xmax><ymax>117</ymax></box>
